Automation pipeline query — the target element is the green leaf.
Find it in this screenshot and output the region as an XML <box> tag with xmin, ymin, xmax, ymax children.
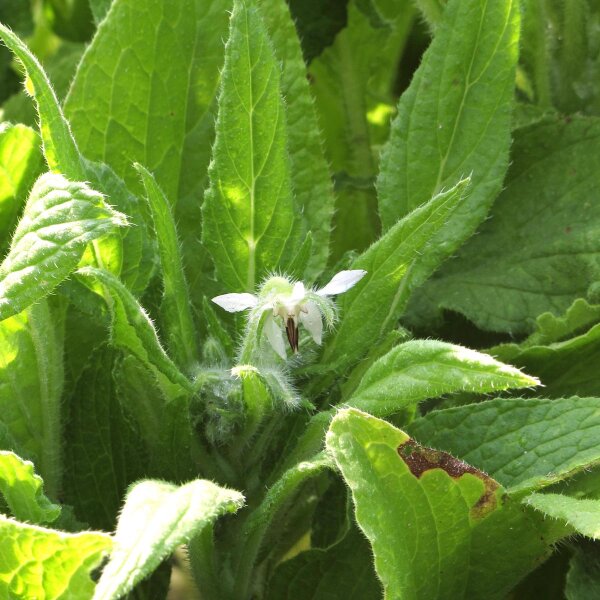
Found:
<box><xmin>114</xmin><ymin>355</ymin><xmax>194</xmax><ymax>481</ymax></box>
<box><xmin>0</xmin><ymin>1</ymin><xmax>34</xmax><ymax>36</ymax></box>
<box><xmin>286</xmin><ymin>0</ymin><xmax>348</xmax><ymax>63</ymax></box>
<box><xmin>0</xmin><ymin>23</ymin><xmax>86</xmax><ymax>179</ymax></box>
<box><xmin>408</xmin><ymin>396</ymin><xmax>600</xmax><ymax>493</ymax></box>
<box><xmin>0</xmin><ymin>173</ymin><xmax>126</xmax><ymax>321</ymax></box>
<box><xmin>526</xmin><ymin>493</ymin><xmax>600</xmax><ymax>539</ymax></box>
<box><xmin>347</xmin><ymin>339</ymin><xmax>538</xmax><ymax>416</ymax></box>
<box><xmin>202</xmin><ymin>1</ymin><xmax>300</xmax><ymax>293</ymax></box>
<box><xmin>322</xmin><ymin>177</ymin><xmax>470</xmax><ymax>370</ymax></box>
<box><xmin>63</xmin><ymin>346</ymin><xmax>145</xmax><ymax>531</ymax></box>
<box><xmin>258</xmin><ymin>0</ymin><xmax>335</xmax><ymax>278</ymax></box>
<box><xmin>326</xmin><ymin>408</ymin><xmax>568</xmax><ymax>600</ymax></box>
<box><xmin>135</xmin><ymin>163</ymin><xmax>198</xmax><ymax>372</ymax></box>
<box><xmin>0</xmin><ymin>123</ymin><xmax>43</xmax><ymax>249</ymax></box>
<box><xmin>411</xmin><ymin>116</ymin><xmax>600</xmax><ymax>334</ymax></box>
<box><xmin>0</xmin><ymin>451</ymin><xmax>61</xmax><ymax>524</ymax></box>
<box><xmin>93</xmin><ymin>479</ymin><xmax>243</xmax><ymax>600</ymax></box>
<box><xmin>0</xmin><ymin>24</ymin><xmax>154</xmax><ymax>293</ymax></box>
<box><xmin>77</xmin><ymin>266</ymin><xmax>190</xmax><ymax>398</ymax></box>
<box><xmin>522</xmin><ymin>298</ymin><xmax>600</xmax><ymax>347</ymax></box>
<box><xmin>65</xmin><ymin>0</ymin><xmax>229</xmax><ymax>205</ymax></box>
<box><xmin>378</xmin><ymin>0</ymin><xmax>520</xmax><ymax>236</ymax></box>
<box><xmin>89</xmin><ymin>0</ymin><xmax>112</xmax><ymax>24</ymax></box>
<box><xmin>309</xmin><ymin>0</ymin><xmax>415</xmax><ymax>260</ymax></box>
<box><xmin>566</xmin><ymin>542</ymin><xmax>600</xmax><ymax>600</ymax></box>
<box><xmin>490</xmin><ymin>324</ymin><xmax>600</xmax><ymax>398</ymax></box>
<box><xmin>267</xmin><ymin>526</ymin><xmax>381</xmax><ymax>600</ymax></box>
<box><xmin>82</xmin><ymin>158</ymin><xmax>156</xmax><ymax>296</ymax></box>
<box><xmin>43</xmin><ymin>43</ymin><xmax>86</xmax><ymax>103</ymax></box>
<box><xmin>232</xmin><ymin>456</ymin><xmax>330</xmax><ymax>599</ymax></box>
<box><xmin>64</xmin><ymin>0</ymin><xmax>231</xmax><ymax>303</ymax></box>
<box><xmin>487</xmin><ymin>298</ymin><xmax>600</xmax><ymax>398</ymax></box>
<box><xmin>0</xmin><ymin>515</ymin><xmax>111</xmax><ymax>599</ymax></box>
<box><xmin>0</xmin><ymin>300</ymin><xmax>63</xmax><ymax>498</ymax></box>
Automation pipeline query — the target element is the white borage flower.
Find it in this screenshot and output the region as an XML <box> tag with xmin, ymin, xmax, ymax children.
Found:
<box><xmin>212</xmin><ymin>270</ymin><xmax>367</xmax><ymax>359</ymax></box>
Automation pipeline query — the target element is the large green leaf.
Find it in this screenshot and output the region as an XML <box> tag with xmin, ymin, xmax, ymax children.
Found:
<box><xmin>408</xmin><ymin>396</ymin><xmax>600</xmax><ymax>493</ymax></box>
<box><xmin>0</xmin><ymin>451</ymin><xmax>61</xmax><ymax>524</ymax></box>
<box><xmin>93</xmin><ymin>479</ymin><xmax>243</xmax><ymax>600</ymax></box>
<box><xmin>488</xmin><ymin>298</ymin><xmax>600</xmax><ymax>398</ymax></box>
<box><xmin>322</xmin><ymin>178</ymin><xmax>470</xmax><ymax>370</ymax></box>
<box><xmin>65</xmin><ymin>0</ymin><xmax>229</xmax><ymax>204</ymax></box>
<box><xmin>257</xmin><ymin>0</ymin><xmax>335</xmax><ymax>278</ymax></box>
<box><xmin>0</xmin><ymin>123</ymin><xmax>43</xmax><ymax>249</ymax></box>
<box><xmin>0</xmin><ymin>515</ymin><xmax>111</xmax><ymax>599</ymax></box>
<box><xmin>411</xmin><ymin>116</ymin><xmax>600</xmax><ymax>334</ymax></box>
<box><xmin>65</xmin><ymin>0</ymin><xmax>231</xmax><ymax>301</ymax></box>
<box><xmin>0</xmin><ymin>24</ymin><xmax>150</xmax><ymax>294</ymax></box>
<box><xmin>309</xmin><ymin>0</ymin><xmax>415</xmax><ymax>260</ymax></box>
<box><xmin>267</xmin><ymin>526</ymin><xmax>381</xmax><ymax>599</ymax></box>
<box><xmin>0</xmin><ymin>300</ymin><xmax>63</xmax><ymax>498</ymax></box>
<box><xmin>202</xmin><ymin>2</ymin><xmax>300</xmax><ymax>293</ymax></box>
<box><xmin>282</xmin><ymin>338</ymin><xmax>536</xmax><ymax>474</ymax></box>
<box><xmin>63</xmin><ymin>346</ymin><xmax>145</xmax><ymax>531</ymax></box>
<box><xmin>0</xmin><ymin>173</ymin><xmax>126</xmax><ymax>321</ymax></box>
<box><xmin>327</xmin><ymin>409</ymin><xmax>568</xmax><ymax>600</ymax></box>
<box><xmin>347</xmin><ymin>339</ymin><xmax>538</xmax><ymax>415</ymax></box>
<box><xmin>378</xmin><ymin>0</ymin><xmax>520</xmax><ymax>236</ymax></box>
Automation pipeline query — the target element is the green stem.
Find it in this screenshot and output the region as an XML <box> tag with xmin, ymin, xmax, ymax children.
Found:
<box><xmin>232</xmin><ymin>456</ymin><xmax>331</xmax><ymax>600</ymax></box>
<box><xmin>188</xmin><ymin>525</ymin><xmax>222</xmax><ymax>600</ymax></box>
<box><xmin>27</xmin><ymin>301</ymin><xmax>63</xmax><ymax>499</ymax></box>
<box><xmin>526</xmin><ymin>0</ymin><xmax>552</xmax><ymax>108</ymax></box>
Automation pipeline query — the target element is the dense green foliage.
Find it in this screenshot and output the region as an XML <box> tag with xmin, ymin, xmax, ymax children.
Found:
<box><xmin>1</xmin><ymin>1</ymin><xmax>600</xmax><ymax>599</ymax></box>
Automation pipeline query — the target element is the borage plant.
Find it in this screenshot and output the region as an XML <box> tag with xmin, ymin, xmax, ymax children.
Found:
<box><xmin>2</xmin><ymin>0</ymin><xmax>600</xmax><ymax>598</ymax></box>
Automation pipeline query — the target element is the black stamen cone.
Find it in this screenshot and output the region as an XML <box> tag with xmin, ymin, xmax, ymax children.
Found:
<box><xmin>286</xmin><ymin>317</ymin><xmax>299</xmax><ymax>352</ymax></box>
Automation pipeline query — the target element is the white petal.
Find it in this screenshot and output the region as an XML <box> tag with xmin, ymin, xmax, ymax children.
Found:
<box><xmin>212</xmin><ymin>293</ymin><xmax>258</xmax><ymax>313</ymax></box>
<box><xmin>299</xmin><ymin>301</ymin><xmax>323</xmax><ymax>345</ymax></box>
<box><xmin>291</xmin><ymin>281</ymin><xmax>306</xmax><ymax>302</ymax></box>
<box><xmin>265</xmin><ymin>315</ymin><xmax>287</xmax><ymax>359</ymax></box>
<box><xmin>317</xmin><ymin>270</ymin><xmax>367</xmax><ymax>296</ymax></box>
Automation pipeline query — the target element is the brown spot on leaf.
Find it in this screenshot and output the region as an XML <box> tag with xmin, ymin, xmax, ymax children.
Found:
<box><xmin>565</xmin><ymin>226</ymin><xmax>572</xmax><ymax>234</ymax></box>
<box><xmin>398</xmin><ymin>439</ymin><xmax>500</xmax><ymax>519</ymax></box>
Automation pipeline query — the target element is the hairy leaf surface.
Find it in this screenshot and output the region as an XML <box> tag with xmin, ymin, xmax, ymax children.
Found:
<box><xmin>526</xmin><ymin>493</ymin><xmax>600</xmax><ymax>540</ymax></box>
<box><xmin>409</xmin><ymin>396</ymin><xmax>600</xmax><ymax>492</ymax></box>
<box><xmin>347</xmin><ymin>339</ymin><xmax>538</xmax><ymax>415</ymax></box>
<box><xmin>258</xmin><ymin>0</ymin><xmax>335</xmax><ymax>278</ymax></box>
<box><xmin>378</xmin><ymin>0</ymin><xmax>520</xmax><ymax>236</ymax></box>
<box><xmin>327</xmin><ymin>409</ymin><xmax>568</xmax><ymax>600</ymax></box>
<box><xmin>412</xmin><ymin>116</ymin><xmax>600</xmax><ymax>333</ymax></box>
<box><xmin>203</xmin><ymin>2</ymin><xmax>300</xmax><ymax>292</ymax></box>
<box><xmin>93</xmin><ymin>479</ymin><xmax>243</xmax><ymax>600</ymax></box>
<box><xmin>0</xmin><ymin>173</ymin><xmax>126</xmax><ymax>321</ymax></box>
<box><xmin>323</xmin><ymin>178</ymin><xmax>470</xmax><ymax>369</ymax></box>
